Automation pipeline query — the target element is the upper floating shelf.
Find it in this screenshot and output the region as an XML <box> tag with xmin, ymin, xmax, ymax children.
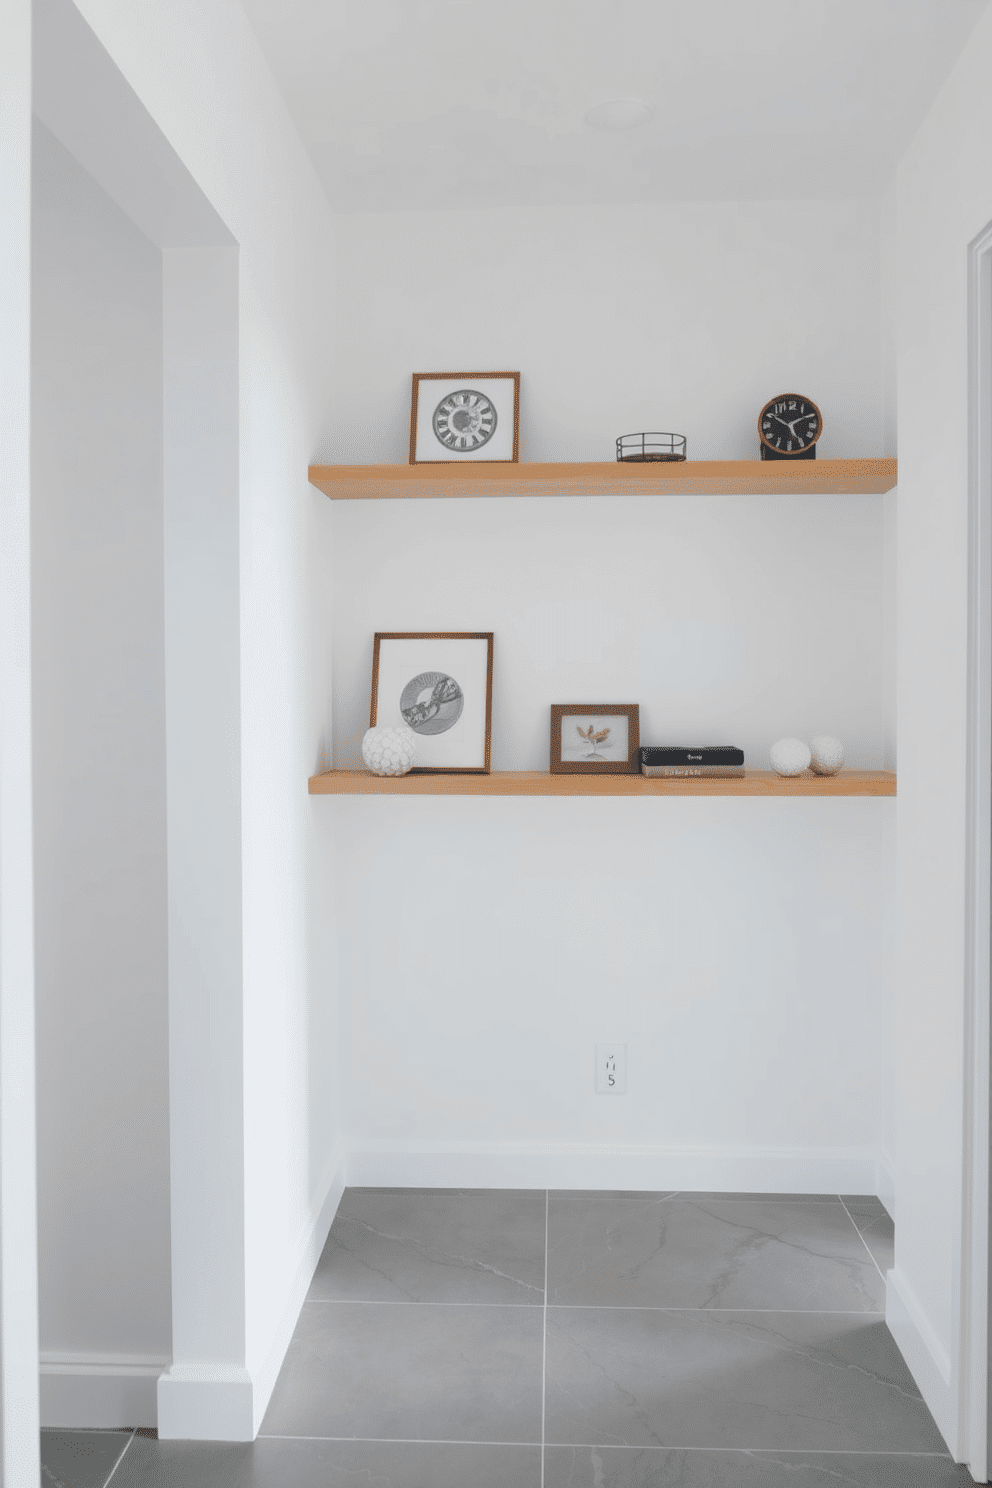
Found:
<box><xmin>308</xmin><ymin>458</ymin><xmax>897</xmax><ymax>501</ymax></box>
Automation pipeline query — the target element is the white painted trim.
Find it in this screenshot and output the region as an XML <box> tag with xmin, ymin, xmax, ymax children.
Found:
<box><xmin>154</xmin><ymin>1152</ymin><xmax>346</xmax><ymax>1441</ymax></box>
<box><xmin>887</xmin><ymin>1267</ymin><xmax>955</xmax><ymax>1452</ymax></box>
<box><xmin>249</xmin><ymin>1150</ymin><xmax>346</xmax><ymax>1436</ymax></box>
<box><xmin>39</xmin><ymin>1353</ymin><xmax>167</xmax><ymax>1430</ymax></box>
<box><xmin>157</xmin><ymin>1363</ymin><xmax>254</xmax><ymax>1442</ymax></box>
<box><xmin>962</xmin><ymin>214</ymin><xmax>992</xmax><ymax>1484</ymax></box>
<box><xmin>345</xmin><ymin>1141</ymin><xmax>884</xmax><ymax>1197</ymax></box>
<box><xmin>162</xmin><ymin>243</ymin><xmax>246</xmax><ymax>1424</ymax></box>
<box><xmin>0</xmin><ymin>0</ymin><xmax>41</xmax><ymax>1480</ymax></box>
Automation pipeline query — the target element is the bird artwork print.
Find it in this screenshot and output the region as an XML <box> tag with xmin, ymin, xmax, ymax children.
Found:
<box><xmin>577</xmin><ymin>723</ymin><xmax>611</xmax><ymax>760</ymax></box>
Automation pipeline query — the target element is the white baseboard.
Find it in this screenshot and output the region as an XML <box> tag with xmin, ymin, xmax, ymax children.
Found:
<box><xmin>249</xmin><ymin>1147</ymin><xmax>346</xmax><ymax>1436</ymax></box>
<box><xmin>157</xmin><ymin>1364</ymin><xmax>254</xmax><ymax>1442</ymax></box>
<box><xmin>344</xmin><ymin>1141</ymin><xmax>884</xmax><ymax>1196</ymax></box>
<box><xmin>886</xmin><ymin>1265</ymin><xmax>956</xmax><ymax>1456</ymax></box>
<box><xmin>157</xmin><ymin>1147</ymin><xmax>346</xmax><ymax>1441</ymax></box>
<box><xmin>40</xmin><ymin>1352</ymin><xmax>168</xmax><ymax>1429</ymax></box>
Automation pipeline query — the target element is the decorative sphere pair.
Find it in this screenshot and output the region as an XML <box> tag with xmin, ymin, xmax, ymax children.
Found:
<box><xmin>770</xmin><ymin>735</ymin><xmax>844</xmax><ymax>778</ymax></box>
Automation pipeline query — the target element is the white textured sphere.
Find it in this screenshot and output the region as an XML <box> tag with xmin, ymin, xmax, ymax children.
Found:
<box><xmin>361</xmin><ymin>725</ymin><xmax>416</xmax><ymax>777</ymax></box>
<box><xmin>809</xmin><ymin>735</ymin><xmax>844</xmax><ymax>775</ymax></box>
<box><xmin>770</xmin><ymin>737</ymin><xmax>812</xmax><ymax>777</ymax></box>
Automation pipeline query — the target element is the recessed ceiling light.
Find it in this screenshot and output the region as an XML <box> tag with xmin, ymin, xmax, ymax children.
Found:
<box><xmin>584</xmin><ymin>98</ymin><xmax>654</xmax><ymax>132</ymax></box>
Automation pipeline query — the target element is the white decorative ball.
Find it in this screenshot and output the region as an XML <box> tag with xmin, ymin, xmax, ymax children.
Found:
<box><xmin>770</xmin><ymin>737</ymin><xmax>812</xmax><ymax>777</ymax></box>
<box><xmin>361</xmin><ymin>725</ymin><xmax>416</xmax><ymax>777</ymax></box>
<box><xmin>809</xmin><ymin>735</ymin><xmax>844</xmax><ymax>776</ymax></box>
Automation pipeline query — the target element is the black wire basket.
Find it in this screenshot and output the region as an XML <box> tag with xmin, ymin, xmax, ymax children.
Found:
<box><xmin>616</xmin><ymin>433</ymin><xmax>687</xmax><ymax>463</ymax></box>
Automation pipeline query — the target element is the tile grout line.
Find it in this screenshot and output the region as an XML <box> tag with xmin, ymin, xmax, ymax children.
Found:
<box><xmin>256</xmin><ymin>1433</ymin><xmax>956</xmax><ymax>1457</ymax></box>
<box><xmin>541</xmin><ymin>1187</ymin><xmax>548</xmax><ymax>1488</ymax></box>
<box><xmin>837</xmin><ymin>1194</ymin><xmax>888</xmax><ymax>1284</ymax></box>
<box><xmin>546</xmin><ymin>1194</ymin><xmax>845</xmax><ymax>1203</ymax></box>
<box><xmin>258</xmin><ymin>1432</ymin><xmax>542</xmax><ymax>1447</ymax></box>
<box><xmin>304</xmin><ymin>1298</ymin><xmax>885</xmax><ymax>1314</ymax></box>
<box><xmin>100</xmin><ymin>1428</ymin><xmax>137</xmax><ymax>1488</ymax></box>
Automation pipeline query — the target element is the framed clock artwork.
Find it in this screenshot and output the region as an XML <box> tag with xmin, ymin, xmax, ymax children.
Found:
<box><xmin>410</xmin><ymin>372</ymin><xmax>520</xmax><ymax>464</ymax></box>
<box><xmin>758</xmin><ymin>393</ymin><xmax>822</xmax><ymax>460</ymax></box>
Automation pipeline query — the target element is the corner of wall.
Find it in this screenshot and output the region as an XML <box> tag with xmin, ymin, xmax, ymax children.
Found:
<box><xmin>248</xmin><ymin>1145</ymin><xmax>347</xmax><ymax>1437</ymax></box>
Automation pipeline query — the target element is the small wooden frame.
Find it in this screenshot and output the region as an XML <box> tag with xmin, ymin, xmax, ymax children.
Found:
<box><xmin>550</xmin><ymin>704</ymin><xmax>640</xmax><ymax>775</ymax></box>
<box><xmin>410</xmin><ymin>372</ymin><xmax>520</xmax><ymax>465</ymax></box>
<box><xmin>371</xmin><ymin>632</ymin><xmax>494</xmax><ymax>774</ymax></box>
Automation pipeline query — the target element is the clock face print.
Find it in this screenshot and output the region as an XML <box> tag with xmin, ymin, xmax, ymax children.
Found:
<box><xmin>759</xmin><ymin>394</ymin><xmax>822</xmax><ymax>455</ymax></box>
<box><xmin>432</xmin><ymin>389</ymin><xmax>497</xmax><ymax>452</ymax></box>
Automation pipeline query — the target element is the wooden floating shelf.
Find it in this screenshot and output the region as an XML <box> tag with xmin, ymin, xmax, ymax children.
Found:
<box><xmin>308</xmin><ymin>458</ymin><xmax>897</xmax><ymax>501</ymax></box>
<box><xmin>309</xmin><ymin>769</ymin><xmax>896</xmax><ymax>798</ymax></box>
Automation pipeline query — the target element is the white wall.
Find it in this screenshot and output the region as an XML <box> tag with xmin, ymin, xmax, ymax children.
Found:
<box><xmin>330</xmin><ymin>199</ymin><xmax>885</xmax><ymax>465</ymax></box>
<box><xmin>32</xmin><ymin>115</ymin><xmax>172</xmax><ymax>1394</ymax></box>
<box><xmin>327</xmin><ymin>200</ymin><xmax>895</xmax><ymax>1192</ymax></box>
<box><xmin>0</xmin><ymin>0</ymin><xmax>41</xmax><ymax>1478</ymax></box>
<box><xmin>333</xmin><ymin>494</ymin><xmax>887</xmax><ymax>773</ymax></box>
<box><xmin>335</xmin><ymin>793</ymin><xmax>893</xmax><ymax>1189</ymax></box>
<box><xmin>32</xmin><ymin>0</ymin><xmax>341</xmax><ymax>1437</ymax></box>
<box><xmin>887</xmin><ymin>2</ymin><xmax>992</xmax><ymax>1468</ymax></box>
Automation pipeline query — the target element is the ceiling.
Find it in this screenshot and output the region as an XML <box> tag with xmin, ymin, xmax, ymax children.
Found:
<box><xmin>241</xmin><ymin>0</ymin><xmax>989</xmax><ymax>213</ymax></box>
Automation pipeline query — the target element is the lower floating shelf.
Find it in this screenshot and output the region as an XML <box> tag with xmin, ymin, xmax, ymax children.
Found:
<box><xmin>308</xmin><ymin>769</ymin><xmax>896</xmax><ymax>798</ymax></box>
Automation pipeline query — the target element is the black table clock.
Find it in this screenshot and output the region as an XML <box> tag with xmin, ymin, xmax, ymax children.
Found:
<box><xmin>758</xmin><ymin>394</ymin><xmax>822</xmax><ymax>460</ymax></box>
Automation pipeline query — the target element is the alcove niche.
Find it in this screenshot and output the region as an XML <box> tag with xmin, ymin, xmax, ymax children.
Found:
<box><xmin>305</xmin><ymin>195</ymin><xmax>897</xmax><ymax>1210</ymax></box>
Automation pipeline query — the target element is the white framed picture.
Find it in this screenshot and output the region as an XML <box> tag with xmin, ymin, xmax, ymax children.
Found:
<box><xmin>370</xmin><ymin>633</ymin><xmax>494</xmax><ymax>773</ymax></box>
<box><xmin>409</xmin><ymin>372</ymin><xmax>520</xmax><ymax>464</ymax></box>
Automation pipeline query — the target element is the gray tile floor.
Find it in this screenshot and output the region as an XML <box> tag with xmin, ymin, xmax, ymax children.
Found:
<box><xmin>41</xmin><ymin>1189</ymin><xmax>979</xmax><ymax>1487</ymax></box>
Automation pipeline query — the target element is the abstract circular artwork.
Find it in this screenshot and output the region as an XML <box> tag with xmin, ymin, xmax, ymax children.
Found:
<box><xmin>431</xmin><ymin>389</ymin><xmax>497</xmax><ymax>452</ymax></box>
<box><xmin>399</xmin><ymin>671</ymin><xmax>464</xmax><ymax>735</ymax></box>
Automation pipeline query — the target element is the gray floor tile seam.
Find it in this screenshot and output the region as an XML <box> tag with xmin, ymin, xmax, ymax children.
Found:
<box><xmin>838</xmin><ymin>1194</ymin><xmax>890</xmax><ymax>1284</ymax></box>
<box><xmin>547</xmin><ymin>1193</ymin><xmax>847</xmax><ymax>1203</ymax></box>
<box><xmin>258</xmin><ymin>1432</ymin><xmax>542</xmax><ymax>1447</ymax></box>
<box><xmin>544</xmin><ymin>1304</ymin><xmax>886</xmax><ymax>1314</ymax></box>
<box><xmin>303</xmin><ymin>1296</ymin><xmax>543</xmax><ymax>1307</ymax></box>
<box><xmin>256</xmin><ymin>1435</ymin><xmax>954</xmax><ymax>1459</ymax></box>
<box><xmin>101</xmin><ymin>1429</ymin><xmax>137</xmax><ymax>1488</ymax></box>
<box><xmin>540</xmin><ymin>1446</ymin><xmax>956</xmax><ymax>1456</ymax></box>
<box><xmin>298</xmin><ymin>1298</ymin><xmax>886</xmax><ymax>1315</ymax></box>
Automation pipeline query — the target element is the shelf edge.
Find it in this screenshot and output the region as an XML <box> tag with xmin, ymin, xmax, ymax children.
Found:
<box><xmin>308</xmin><ymin>769</ymin><xmax>897</xmax><ymax>798</ymax></box>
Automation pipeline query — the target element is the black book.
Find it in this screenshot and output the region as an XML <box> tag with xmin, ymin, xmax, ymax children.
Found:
<box><xmin>640</xmin><ymin>745</ymin><xmax>745</xmax><ymax>769</ymax></box>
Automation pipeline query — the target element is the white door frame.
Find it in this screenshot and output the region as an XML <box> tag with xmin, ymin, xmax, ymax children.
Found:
<box><xmin>963</xmin><ymin>216</ymin><xmax>992</xmax><ymax>1484</ymax></box>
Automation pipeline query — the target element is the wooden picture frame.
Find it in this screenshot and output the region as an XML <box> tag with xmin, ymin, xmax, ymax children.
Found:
<box><xmin>371</xmin><ymin>632</ymin><xmax>494</xmax><ymax>774</ymax></box>
<box><xmin>410</xmin><ymin>372</ymin><xmax>520</xmax><ymax>465</ymax></box>
<box><xmin>550</xmin><ymin>704</ymin><xmax>640</xmax><ymax>775</ymax></box>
